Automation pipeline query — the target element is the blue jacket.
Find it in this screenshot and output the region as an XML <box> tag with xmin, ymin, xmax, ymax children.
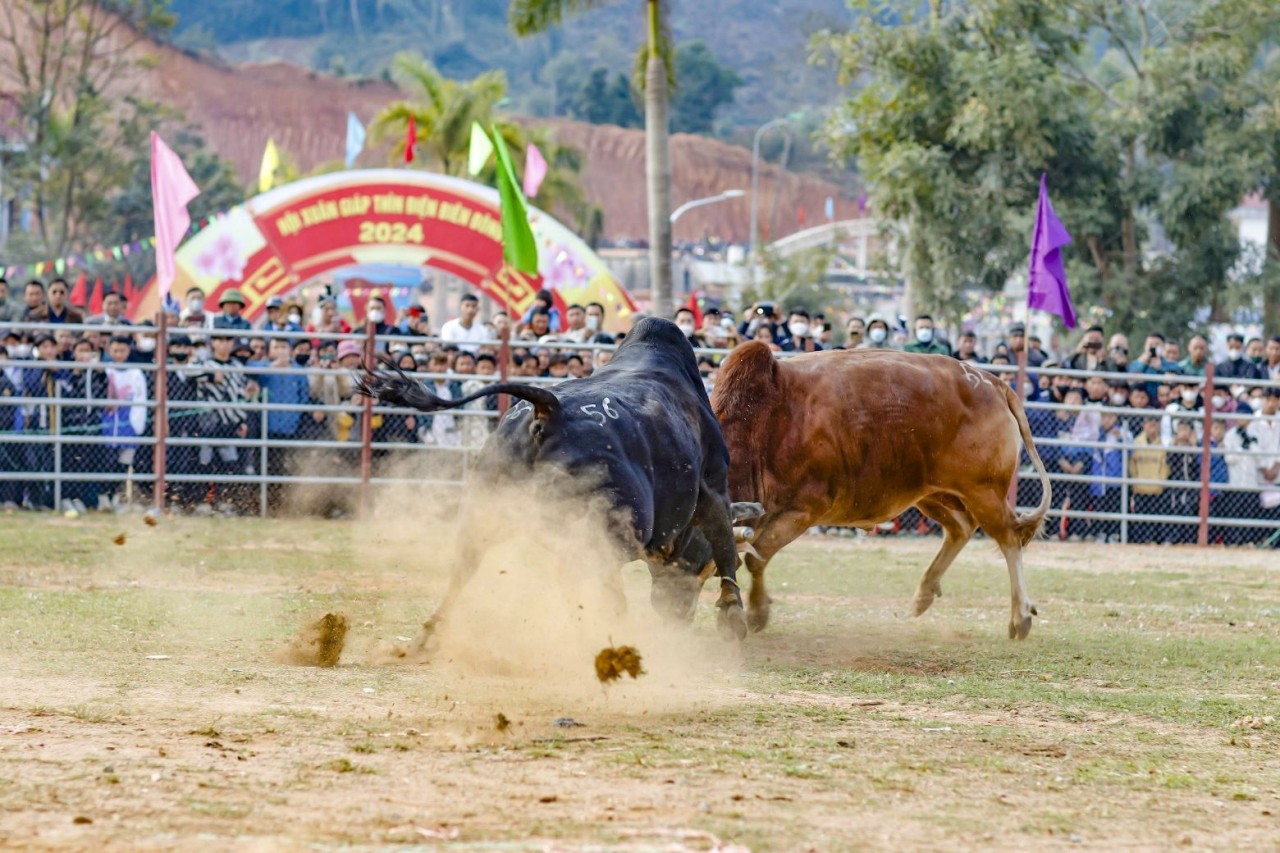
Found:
<box><xmin>249</xmin><ymin>360</ymin><xmax>309</xmax><ymax>437</ymax></box>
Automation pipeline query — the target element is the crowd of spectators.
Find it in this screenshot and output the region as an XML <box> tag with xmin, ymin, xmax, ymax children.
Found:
<box><xmin>1</xmin><ymin>275</ymin><xmax>1278</xmax><ymax>543</ymax></box>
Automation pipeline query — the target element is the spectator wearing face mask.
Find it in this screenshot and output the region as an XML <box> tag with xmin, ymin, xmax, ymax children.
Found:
<box><xmin>1167</xmin><ymin>417</ymin><xmax>1202</xmax><ymax>543</ymax></box>
<box><xmin>860</xmin><ymin>315</ymin><xmax>895</xmax><ymax>349</ymax></box>
<box><xmin>783</xmin><ymin>309</ymin><xmax>822</xmax><ymax>354</ymax></box>
<box><xmin>673</xmin><ymin>307</ymin><xmax>699</xmax><ymax>344</ymax></box>
<box><xmin>180</xmin><ymin>287</ymin><xmax>208</xmax><ymax>325</ymax></box>
<box><xmin>364</xmin><ymin>296</ymin><xmax>398</xmax><ymax>339</ymax></box>
<box><xmin>1216</xmin><ymin>332</ymin><xmax>1260</xmax><ymax>381</ymax></box>
<box><xmin>1161</xmin><ymin>382</ymin><xmax>1203</xmax><ymax>446</ymax></box>
<box><xmin>129</xmin><ymin>324</ymin><xmax>159</xmax><ymax>365</ymax></box>
<box><xmin>903</xmin><ymin>314</ymin><xmax>949</xmax><ymax>355</ymax></box>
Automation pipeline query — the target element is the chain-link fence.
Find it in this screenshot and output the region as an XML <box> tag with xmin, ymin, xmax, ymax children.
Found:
<box><xmin>2</xmin><ymin>322</ymin><xmax>1278</xmax><ymax>546</ymax></box>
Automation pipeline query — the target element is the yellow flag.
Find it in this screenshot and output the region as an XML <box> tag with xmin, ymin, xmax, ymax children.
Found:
<box><xmin>259</xmin><ymin>138</ymin><xmax>280</xmax><ymax>194</ymax></box>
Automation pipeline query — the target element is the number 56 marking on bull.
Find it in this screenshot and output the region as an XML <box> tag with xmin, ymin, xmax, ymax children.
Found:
<box><xmin>580</xmin><ymin>398</ymin><xmax>622</xmax><ymax>426</ymax></box>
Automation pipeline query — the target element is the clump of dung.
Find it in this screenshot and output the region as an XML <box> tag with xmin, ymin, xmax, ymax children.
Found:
<box><xmin>595</xmin><ymin>645</ymin><xmax>645</xmax><ymax>683</ymax></box>
<box><xmin>112</xmin><ymin>533</ymin><xmax>126</xmax><ymax>546</ymax></box>
<box><xmin>276</xmin><ymin>612</ymin><xmax>349</xmax><ymax>667</ymax></box>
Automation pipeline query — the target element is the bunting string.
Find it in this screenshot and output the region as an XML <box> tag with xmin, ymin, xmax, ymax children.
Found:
<box><xmin>0</xmin><ymin>211</ymin><xmax>230</xmax><ymax>281</ymax></box>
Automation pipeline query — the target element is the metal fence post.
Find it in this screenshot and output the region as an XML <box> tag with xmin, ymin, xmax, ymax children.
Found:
<box><xmin>1197</xmin><ymin>364</ymin><xmax>1215</xmax><ymax>547</ymax></box>
<box><xmin>153</xmin><ymin>309</ymin><xmax>170</xmax><ymax>513</ymax></box>
<box><xmin>259</xmin><ymin>388</ymin><xmax>269</xmax><ymax>518</ymax></box>
<box><xmin>1120</xmin><ymin>444</ymin><xmax>1129</xmax><ymax>545</ymax></box>
<box><xmin>359</xmin><ymin>323</ymin><xmax>375</xmax><ymax>518</ymax></box>
<box><xmin>497</xmin><ymin>324</ymin><xmax>511</xmax><ymax>417</ymax></box>
<box><xmin>53</xmin><ymin>379</ymin><xmax>62</xmax><ymax>512</ymax></box>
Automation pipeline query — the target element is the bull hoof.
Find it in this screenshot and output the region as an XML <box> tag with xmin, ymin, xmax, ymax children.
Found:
<box><xmin>747</xmin><ymin>606</ymin><xmax>770</xmax><ymax>633</ymax></box>
<box><xmin>913</xmin><ymin>583</ymin><xmax>941</xmax><ymax>617</ymax></box>
<box><xmin>1008</xmin><ymin>614</ymin><xmax>1033</xmax><ymax>641</ymax></box>
<box><xmin>717</xmin><ymin>605</ymin><xmax>748</xmax><ymax>642</ymax></box>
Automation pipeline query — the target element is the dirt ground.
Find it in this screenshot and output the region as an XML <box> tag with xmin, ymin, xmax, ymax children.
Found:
<box><xmin>1</xmin><ymin>516</ymin><xmax>1279</xmax><ymax>851</ymax></box>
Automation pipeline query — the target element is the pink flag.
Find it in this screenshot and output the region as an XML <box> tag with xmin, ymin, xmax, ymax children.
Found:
<box><xmin>523</xmin><ymin>142</ymin><xmax>548</xmax><ymax>198</ymax></box>
<box><xmin>150</xmin><ymin>132</ymin><xmax>200</xmax><ymax>300</ymax></box>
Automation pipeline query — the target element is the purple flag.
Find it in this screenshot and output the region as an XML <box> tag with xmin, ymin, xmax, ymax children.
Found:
<box><xmin>1026</xmin><ymin>173</ymin><xmax>1075</xmax><ymax>328</ymax></box>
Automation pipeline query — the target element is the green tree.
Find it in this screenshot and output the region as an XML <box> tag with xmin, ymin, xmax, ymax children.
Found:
<box><xmin>511</xmin><ymin>0</ymin><xmax>676</xmax><ymax>317</ymax></box>
<box><xmin>0</xmin><ymin>0</ymin><xmax>175</xmax><ymax>257</ymax></box>
<box><xmin>671</xmin><ymin>41</ymin><xmax>742</xmax><ymax>135</ymax></box>
<box><xmin>820</xmin><ymin>0</ymin><xmax>1280</xmax><ymax>336</ymax></box>
<box><xmin>572</xmin><ymin>68</ymin><xmax>642</xmax><ymax>127</ymax></box>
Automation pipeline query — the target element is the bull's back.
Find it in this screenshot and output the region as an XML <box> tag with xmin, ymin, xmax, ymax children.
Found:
<box><xmin>719</xmin><ymin>347</ymin><xmax>1017</xmax><ymax>524</ymax></box>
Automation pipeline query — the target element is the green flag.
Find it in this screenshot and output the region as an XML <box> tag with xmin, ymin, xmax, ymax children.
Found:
<box><xmin>468</xmin><ymin>122</ymin><xmax>494</xmax><ymax>176</ymax></box>
<box><xmin>491</xmin><ymin>126</ymin><xmax>538</xmax><ymax>275</ymax></box>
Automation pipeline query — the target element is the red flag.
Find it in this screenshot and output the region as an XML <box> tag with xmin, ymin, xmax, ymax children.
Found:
<box><xmin>88</xmin><ymin>279</ymin><xmax>104</xmax><ymax>315</ymax></box>
<box><xmin>69</xmin><ymin>272</ymin><xmax>87</xmax><ymax>307</ymax></box>
<box><xmin>404</xmin><ymin>115</ymin><xmax>417</xmax><ymax>164</ymax></box>
<box><xmin>123</xmin><ymin>275</ymin><xmax>135</xmax><ymax>303</ymax></box>
<box><xmin>797</xmin><ymin>206</ymin><xmax>806</xmax><ymax>227</ymax></box>
<box><xmin>686</xmin><ymin>292</ymin><xmax>703</xmax><ymax>328</ymax></box>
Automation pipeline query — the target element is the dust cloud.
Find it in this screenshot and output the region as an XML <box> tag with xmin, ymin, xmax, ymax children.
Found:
<box><xmin>359</xmin><ymin>459</ymin><xmax>742</xmax><ymax>714</ymax></box>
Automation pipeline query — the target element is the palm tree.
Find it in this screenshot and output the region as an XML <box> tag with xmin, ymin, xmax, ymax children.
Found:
<box><xmin>510</xmin><ymin>0</ymin><xmax>674</xmax><ymax>318</ymax></box>
<box><xmin>372</xmin><ymin>53</ymin><xmax>596</xmax><ymax>234</ymax></box>
<box><xmin>371</xmin><ymin>53</ymin><xmax>506</xmax><ymax>175</ymax></box>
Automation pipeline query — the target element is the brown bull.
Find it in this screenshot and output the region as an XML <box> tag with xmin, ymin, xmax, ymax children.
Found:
<box><xmin>711</xmin><ymin>343</ymin><xmax>1052</xmax><ymax>640</ymax></box>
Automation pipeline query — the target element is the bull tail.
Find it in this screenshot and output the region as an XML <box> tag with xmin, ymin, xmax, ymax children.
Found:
<box><xmin>1004</xmin><ymin>383</ymin><xmax>1051</xmax><ymax>547</ymax></box>
<box><xmin>357</xmin><ymin>356</ymin><xmax>561</xmax><ymax>421</ymax></box>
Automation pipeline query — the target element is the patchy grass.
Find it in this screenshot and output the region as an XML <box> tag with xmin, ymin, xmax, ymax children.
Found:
<box><xmin>0</xmin><ymin>515</ymin><xmax>1278</xmax><ymax>850</ymax></box>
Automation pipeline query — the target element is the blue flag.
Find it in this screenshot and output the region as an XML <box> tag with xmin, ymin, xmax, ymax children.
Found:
<box><xmin>1027</xmin><ymin>173</ymin><xmax>1076</xmax><ymax>328</ymax></box>
<box><xmin>824</xmin><ymin>196</ymin><xmax>834</xmax><ymax>221</ymax></box>
<box><xmin>345</xmin><ymin>113</ymin><xmax>366</xmax><ymax>169</ymax></box>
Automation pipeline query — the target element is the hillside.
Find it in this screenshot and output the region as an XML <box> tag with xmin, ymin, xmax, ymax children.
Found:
<box><xmin>133</xmin><ymin>41</ymin><xmax>859</xmax><ymax>242</ymax></box>
<box><xmin>171</xmin><ymin>0</ymin><xmax>854</xmax><ymax>130</ymax></box>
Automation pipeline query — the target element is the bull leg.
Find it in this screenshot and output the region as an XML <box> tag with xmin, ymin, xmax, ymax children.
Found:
<box><xmin>745</xmin><ymin>512</ymin><xmax>811</xmax><ymax>633</ymax></box>
<box><xmin>965</xmin><ymin>492</ymin><xmax>1037</xmax><ymax>640</ymax></box>
<box><xmin>912</xmin><ymin>496</ymin><xmax>977</xmax><ymax>617</ymax></box>
<box><xmin>415</xmin><ymin>525</ymin><xmax>487</xmax><ymax>653</ymax></box>
<box><xmin>699</xmin><ymin>494</ymin><xmax>747</xmax><ymax>642</ymax></box>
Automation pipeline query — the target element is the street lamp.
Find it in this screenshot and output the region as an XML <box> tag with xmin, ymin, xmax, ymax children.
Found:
<box><xmin>669</xmin><ymin>189</ymin><xmax>746</xmax><ymax>224</ymax></box>
<box><xmin>750</xmin><ymin>118</ymin><xmax>790</xmax><ymax>253</ymax></box>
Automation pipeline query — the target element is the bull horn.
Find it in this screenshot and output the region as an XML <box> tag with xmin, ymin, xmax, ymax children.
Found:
<box><xmin>358</xmin><ymin>356</ymin><xmax>561</xmax><ymax>421</ymax></box>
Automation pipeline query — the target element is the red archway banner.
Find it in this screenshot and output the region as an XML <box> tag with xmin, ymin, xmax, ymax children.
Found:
<box><xmin>131</xmin><ymin>169</ymin><xmax>636</xmax><ymax>327</ymax></box>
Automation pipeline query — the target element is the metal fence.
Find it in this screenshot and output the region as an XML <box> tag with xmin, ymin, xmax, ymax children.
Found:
<box><xmin>1</xmin><ymin>321</ymin><xmax>1277</xmax><ymax>546</ymax></box>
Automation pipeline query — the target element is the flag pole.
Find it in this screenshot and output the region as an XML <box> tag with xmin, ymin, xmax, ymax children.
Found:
<box><xmin>153</xmin><ymin>305</ymin><xmax>169</xmax><ymax>513</ymax></box>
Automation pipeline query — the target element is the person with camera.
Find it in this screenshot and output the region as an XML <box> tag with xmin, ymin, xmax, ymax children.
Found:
<box><xmin>1063</xmin><ymin>325</ymin><xmax>1107</xmax><ymax>372</ymax></box>
<box><xmin>783</xmin><ymin>309</ymin><xmax>822</xmax><ymax>354</ymax></box>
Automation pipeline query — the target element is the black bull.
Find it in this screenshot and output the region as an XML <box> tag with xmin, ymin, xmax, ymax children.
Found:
<box><xmin>357</xmin><ymin>317</ymin><xmax>755</xmax><ymax>641</ymax></box>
